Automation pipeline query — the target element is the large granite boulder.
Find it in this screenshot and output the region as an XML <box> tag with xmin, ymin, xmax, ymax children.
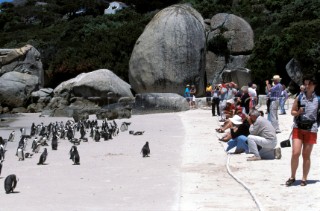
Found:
<box><xmin>129</xmin><ymin>4</ymin><xmax>206</xmax><ymax>96</ymax></box>
<box><xmin>48</xmin><ymin>69</ymin><xmax>133</xmax><ymax>117</ymax></box>
<box><xmin>0</xmin><ymin>44</ymin><xmax>44</xmax><ymax>87</ymax></box>
<box><xmin>206</xmin><ymin>13</ymin><xmax>254</xmax><ymax>85</ymax></box>
<box><xmin>0</xmin><ymin>72</ymin><xmax>39</xmax><ymax>108</ymax></box>
<box><xmin>54</xmin><ymin>69</ymin><xmax>133</xmax><ymax>103</ymax></box>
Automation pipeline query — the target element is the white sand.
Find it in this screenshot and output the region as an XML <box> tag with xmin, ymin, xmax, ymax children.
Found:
<box><xmin>0</xmin><ymin>100</ymin><xmax>319</xmax><ymax>211</ymax></box>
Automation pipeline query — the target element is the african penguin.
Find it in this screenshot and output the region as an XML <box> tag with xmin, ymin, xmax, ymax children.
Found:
<box><xmin>141</xmin><ymin>142</ymin><xmax>150</xmax><ymax>157</ymax></box>
<box><xmin>4</xmin><ymin>174</ymin><xmax>18</xmax><ymax>194</ymax></box>
<box><xmin>38</xmin><ymin>148</ymin><xmax>48</xmax><ymax>165</ymax></box>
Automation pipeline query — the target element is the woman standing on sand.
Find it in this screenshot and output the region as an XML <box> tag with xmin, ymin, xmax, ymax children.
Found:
<box><xmin>286</xmin><ymin>75</ymin><xmax>319</xmax><ymax>187</ymax></box>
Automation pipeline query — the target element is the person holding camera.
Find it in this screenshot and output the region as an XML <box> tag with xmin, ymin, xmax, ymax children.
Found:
<box><xmin>286</xmin><ymin>75</ymin><xmax>319</xmax><ymax>187</ymax></box>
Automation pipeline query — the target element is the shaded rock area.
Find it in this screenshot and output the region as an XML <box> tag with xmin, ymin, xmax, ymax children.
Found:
<box><xmin>129</xmin><ymin>4</ymin><xmax>206</xmax><ymax>96</ymax></box>
<box><xmin>132</xmin><ymin>93</ymin><xmax>189</xmax><ymax>114</ymax></box>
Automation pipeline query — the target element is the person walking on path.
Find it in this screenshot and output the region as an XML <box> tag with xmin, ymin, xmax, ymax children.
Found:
<box><xmin>184</xmin><ymin>84</ymin><xmax>191</xmax><ymax>108</ymax></box>
<box><xmin>266</xmin><ymin>75</ymin><xmax>282</xmax><ymax>133</ymax></box>
<box><xmin>190</xmin><ymin>85</ymin><xmax>197</xmax><ymax>109</ymax></box>
<box><xmin>212</xmin><ymin>85</ymin><xmax>220</xmax><ymax>116</ymax></box>
<box><xmin>205</xmin><ymin>83</ymin><xmax>212</xmax><ymax>107</ymax></box>
<box><xmin>286</xmin><ymin>75</ymin><xmax>319</xmax><ymax>187</ymax></box>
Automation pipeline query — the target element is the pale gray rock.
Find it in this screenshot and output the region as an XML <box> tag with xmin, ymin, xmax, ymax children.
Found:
<box><xmin>132</xmin><ymin>93</ymin><xmax>189</xmax><ymax>114</ymax></box>
<box><xmin>129</xmin><ymin>4</ymin><xmax>206</xmax><ymax>96</ymax></box>
<box><xmin>11</xmin><ymin>107</ymin><xmax>27</xmax><ymax>113</ymax></box>
<box><xmin>0</xmin><ymin>72</ymin><xmax>39</xmax><ymax>108</ymax></box>
<box><xmin>0</xmin><ymin>45</ymin><xmax>44</xmax><ymax>87</ymax></box>
<box><xmin>31</xmin><ymin>88</ymin><xmax>54</xmax><ymax>103</ymax></box>
<box><xmin>54</xmin><ymin>69</ymin><xmax>133</xmax><ymax>103</ymax></box>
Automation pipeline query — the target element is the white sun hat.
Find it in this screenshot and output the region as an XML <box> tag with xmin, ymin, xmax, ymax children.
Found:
<box><xmin>229</xmin><ymin>115</ymin><xmax>243</xmax><ymax>125</ymax></box>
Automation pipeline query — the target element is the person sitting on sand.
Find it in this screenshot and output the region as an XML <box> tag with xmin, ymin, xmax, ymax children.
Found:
<box><xmin>225</xmin><ymin>115</ymin><xmax>250</xmax><ymax>154</ymax></box>
<box><xmin>223</xmin><ymin>99</ymin><xmax>236</xmax><ymax>119</ymax></box>
<box><xmin>216</xmin><ymin>106</ymin><xmax>243</xmax><ymax>134</ymax></box>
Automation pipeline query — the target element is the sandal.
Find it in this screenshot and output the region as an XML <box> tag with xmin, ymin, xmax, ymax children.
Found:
<box><xmin>285</xmin><ymin>178</ymin><xmax>295</xmax><ymax>186</ymax></box>
<box><xmin>217</xmin><ymin>128</ymin><xmax>224</xmax><ymax>133</ymax></box>
<box><xmin>300</xmin><ymin>180</ymin><xmax>307</xmax><ymax>186</ymax></box>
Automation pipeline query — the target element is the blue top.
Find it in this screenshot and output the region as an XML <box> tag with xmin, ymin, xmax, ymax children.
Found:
<box><xmin>184</xmin><ymin>87</ymin><xmax>190</xmax><ymax>98</ymax></box>
<box><xmin>270</xmin><ymin>83</ymin><xmax>282</xmax><ymax>101</ymax></box>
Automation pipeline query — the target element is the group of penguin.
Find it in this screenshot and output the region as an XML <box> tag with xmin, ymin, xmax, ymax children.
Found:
<box><xmin>0</xmin><ymin>117</ymin><xmax>150</xmax><ymax>194</ymax></box>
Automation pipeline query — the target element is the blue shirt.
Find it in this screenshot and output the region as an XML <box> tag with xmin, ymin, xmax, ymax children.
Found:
<box><xmin>184</xmin><ymin>87</ymin><xmax>190</xmax><ymax>98</ymax></box>
<box><xmin>270</xmin><ymin>83</ymin><xmax>282</xmax><ymax>101</ymax></box>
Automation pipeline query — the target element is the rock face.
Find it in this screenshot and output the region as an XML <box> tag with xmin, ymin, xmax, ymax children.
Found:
<box><xmin>129</xmin><ymin>4</ymin><xmax>206</xmax><ymax>96</ymax></box>
<box><xmin>206</xmin><ymin>13</ymin><xmax>254</xmax><ymax>86</ymax></box>
<box><xmin>0</xmin><ymin>72</ymin><xmax>39</xmax><ymax>108</ymax></box>
<box><xmin>132</xmin><ymin>93</ymin><xmax>189</xmax><ymax>114</ymax></box>
<box><xmin>0</xmin><ymin>44</ymin><xmax>44</xmax><ymax>87</ymax></box>
<box><xmin>209</xmin><ymin>13</ymin><xmax>254</xmax><ymax>53</ymax></box>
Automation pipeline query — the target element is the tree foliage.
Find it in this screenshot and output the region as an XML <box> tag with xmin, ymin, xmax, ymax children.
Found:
<box><xmin>0</xmin><ymin>0</ymin><xmax>319</xmax><ymax>89</ymax></box>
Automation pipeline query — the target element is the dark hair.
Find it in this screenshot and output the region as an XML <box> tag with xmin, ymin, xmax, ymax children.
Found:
<box><xmin>303</xmin><ymin>74</ymin><xmax>317</xmax><ymax>85</ymax></box>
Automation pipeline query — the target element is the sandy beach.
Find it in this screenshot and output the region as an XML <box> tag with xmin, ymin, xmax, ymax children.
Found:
<box><xmin>0</xmin><ymin>100</ymin><xmax>319</xmax><ymax>211</ymax></box>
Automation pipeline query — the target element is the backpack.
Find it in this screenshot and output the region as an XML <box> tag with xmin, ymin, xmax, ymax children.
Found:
<box><xmin>297</xmin><ymin>93</ymin><xmax>320</xmax><ymax>126</ymax></box>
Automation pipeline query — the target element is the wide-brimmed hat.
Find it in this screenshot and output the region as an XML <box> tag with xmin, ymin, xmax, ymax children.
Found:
<box><xmin>229</xmin><ymin>115</ymin><xmax>242</xmax><ymax>125</ymax></box>
<box><xmin>272</xmin><ymin>75</ymin><xmax>281</xmax><ymax>81</ymax></box>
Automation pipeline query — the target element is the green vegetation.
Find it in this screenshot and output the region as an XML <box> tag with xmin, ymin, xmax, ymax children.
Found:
<box><xmin>0</xmin><ymin>0</ymin><xmax>319</xmax><ymax>88</ymax></box>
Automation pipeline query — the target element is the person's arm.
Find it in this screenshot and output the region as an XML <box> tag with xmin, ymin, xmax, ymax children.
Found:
<box><xmin>291</xmin><ymin>97</ymin><xmax>303</xmax><ymax>117</ymax></box>
<box><xmin>266</xmin><ymin>80</ymin><xmax>271</xmax><ymax>92</ymax></box>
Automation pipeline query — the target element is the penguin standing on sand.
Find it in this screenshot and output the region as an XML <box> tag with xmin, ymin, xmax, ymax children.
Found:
<box><xmin>8</xmin><ymin>131</ymin><xmax>15</xmax><ymax>142</ymax></box>
<box><xmin>141</xmin><ymin>142</ymin><xmax>150</xmax><ymax>157</ymax></box>
<box><xmin>69</xmin><ymin>146</ymin><xmax>80</xmax><ymax>165</ymax></box>
<box><xmin>38</xmin><ymin>148</ymin><xmax>48</xmax><ymax>165</ymax></box>
<box><xmin>0</xmin><ymin>160</ymin><xmax>4</xmax><ymax>176</ymax></box>
<box><xmin>17</xmin><ymin>147</ymin><xmax>24</xmax><ymax>161</ymax></box>
<box><xmin>4</xmin><ymin>174</ymin><xmax>18</xmax><ymax>194</ymax></box>
<box><xmin>51</xmin><ymin>133</ymin><xmax>58</xmax><ymax>150</ymax></box>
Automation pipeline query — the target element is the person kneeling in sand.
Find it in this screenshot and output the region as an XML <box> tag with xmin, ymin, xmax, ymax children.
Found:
<box><xmin>246</xmin><ymin>109</ymin><xmax>281</xmax><ymax>161</ymax></box>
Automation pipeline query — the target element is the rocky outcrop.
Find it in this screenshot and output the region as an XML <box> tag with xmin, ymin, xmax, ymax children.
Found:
<box><xmin>46</xmin><ymin>69</ymin><xmax>133</xmax><ymax>118</ymax></box>
<box><xmin>0</xmin><ymin>44</ymin><xmax>44</xmax><ymax>87</ymax></box>
<box><xmin>54</xmin><ymin>69</ymin><xmax>133</xmax><ymax>103</ymax></box>
<box><xmin>129</xmin><ymin>4</ymin><xmax>206</xmax><ymax>96</ymax></box>
<box><xmin>206</xmin><ymin>13</ymin><xmax>254</xmax><ymax>86</ymax></box>
<box><xmin>0</xmin><ymin>72</ymin><xmax>39</xmax><ymax>108</ymax></box>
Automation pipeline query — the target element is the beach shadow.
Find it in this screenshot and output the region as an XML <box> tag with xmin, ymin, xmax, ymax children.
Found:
<box><xmin>282</xmin><ymin>179</ymin><xmax>319</xmax><ymax>186</ymax></box>
<box><xmin>11</xmin><ymin>191</ymin><xmax>20</xmax><ymax>194</ymax></box>
<box><xmin>37</xmin><ymin>163</ymin><xmax>49</xmax><ymax>165</ymax></box>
